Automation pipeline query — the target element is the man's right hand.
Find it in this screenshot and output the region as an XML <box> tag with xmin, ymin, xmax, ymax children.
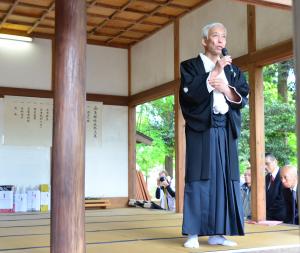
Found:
<box><xmin>210</xmin><ymin>55</ymin><xmax>232</xmax><ymax>78</ymax></box>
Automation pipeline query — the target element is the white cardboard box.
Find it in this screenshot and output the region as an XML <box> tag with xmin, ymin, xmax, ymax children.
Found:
<box><xmin>0</xmin><ymin>191</ymin><xmax>14</xmax><ymax>212</ymax></box>
<box><xmin>14</xmin><ymin>193</ymin><xmax>27</xmax><ymax>212</ymax></box>
<box><xmin>27</xmin><ymin>190</ymin><xmax>41</xmax><ymax>211</ymax></box>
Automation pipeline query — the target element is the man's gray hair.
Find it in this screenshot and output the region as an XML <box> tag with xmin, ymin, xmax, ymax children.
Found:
<box><xmin>202</xmin><ymin>22</ymin><xmax>227</xmax><ymax>39</ymax></box>
<box><xmin>281</xmin><ymin>165</ymin><xmax>298</xmax><ymax>176</ymax></box>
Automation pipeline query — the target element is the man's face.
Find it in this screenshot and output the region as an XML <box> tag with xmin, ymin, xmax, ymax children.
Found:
<box><xmin>244</xmin><ymin>169</ymin><xmax>251</xmax><ymax>185</ymax></box>
<box><xmin>265</xmin><ymin>157</ymin><xmax>277</xmax><ymax>174</ymax></box>
<box><xmin>202</xmin><ymin>26</ymin><xmax>226</xmax><ymax>56</ymax></box>
<box><xmin>280</xmin><ymin>169</ymin><xmax>297</xmax><ymax>189</ymax></box>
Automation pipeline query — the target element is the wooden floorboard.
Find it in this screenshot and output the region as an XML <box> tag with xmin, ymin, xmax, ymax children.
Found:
<box><xmin>0</xmin><ymin>208</ymin><xmax>299</xmax><ymax>252</ymax></box>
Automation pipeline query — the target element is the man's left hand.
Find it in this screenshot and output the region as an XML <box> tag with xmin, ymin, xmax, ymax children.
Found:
<box><xmin>208</xmin><ymin>78</ymin><xmax>230</xmax><ymax>94</ymax></box>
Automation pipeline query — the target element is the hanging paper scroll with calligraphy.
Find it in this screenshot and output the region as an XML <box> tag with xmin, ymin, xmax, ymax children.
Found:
<box><xmin>86</xmin><ymin>101</ymin><xmax>102</xmax><ymax>147</ymax></box>
<box><xmin>3</xmin><ymin>96</ymin><xmax>102</xmax><ymax>147</ymax></box>
<box><xmin>4</xmin><ymin>96</ymin><xmax>53</xmax><ymax>146</ymax></box>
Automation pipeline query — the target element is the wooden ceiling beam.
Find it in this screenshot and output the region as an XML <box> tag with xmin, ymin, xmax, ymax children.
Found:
<box><xmin>138</xmin><ymin>0</ymin><xmax>191</xmax><ymax>11</ymax></box>
<box><xmin>93</xmin><ymin>31</ymin><xmax>139</xmax><ymax>41</ymax></box>
<box><xmin>107</xmin><ymin>0</ymin><xmax>174</xmax><ymax>44</ymax></box>
<box><xmin>124</xmin><ymin>7</ymin><xmax>177</xmax><ymax>18</ymax></box>
<box><xmin>86</xmin><ymin>0</ymin><xmax>99</xmax><ymax>8</ymax></box>
<box><xmin>0</xmin><ymin>9</ymin><xmax>40</xmax><ymax>19</ymax></box>
<box><xmin>0</xmin><ymin>0</ymin><xmax>49</xmax><ymax>11</ymax></box>
<box><xmin>0</xmin><ymin>0</ymin><xmax>20</xmax><ymax>29</ymax></box>
<box><xmin>27</xmin><ymin>2</ymin><xmax>55</xmax><ymax>34</ymax></box>
<box><xmin>129</xmin><ymin>0</ymin><xmax>211</xmax><ymax>47</ymax></box>
<box><xmin>87</xmin><ymin>13</ymin><xmax>163</xmax><ymax>27</ymax></box>
<box><xmin>88</xmin><ymin>0</ymin><xmax>136</xmax><ymax>36</ymax></box>
<box><xmin>1</xmin><ymin>19</ymin><xmax>32</xmax><ymax>27</ymax></box>
<box><xmin>233</xmin><ymin>38</ymin><xmax>293</xmax><ymax>70</ymax></box>
<box><xmin>93</xmin><ymin>1</ymin><xmax>179</xmax><ymax>19</ymax></box>
<box><xmin>87</xmin><ymin>38</ymin><xmax>129</xmax><ymax>48</ymax></box>
<box><xmin>98</xmin><ymin>25</ymin><xmax>150</xmax><ymax>34</ymax></box>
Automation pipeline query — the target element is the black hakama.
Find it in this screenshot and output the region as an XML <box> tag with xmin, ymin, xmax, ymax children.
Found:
<box><xmin>182</xmin><ymin>114</ymin><xmax>244</xmax><ymax>236</ymax></box>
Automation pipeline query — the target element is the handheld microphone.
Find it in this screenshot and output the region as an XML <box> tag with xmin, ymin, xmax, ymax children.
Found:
<box><xmin>221</xmin><ymin>48</ymin><xmax>235</xmax><ymax>76</ymax></box>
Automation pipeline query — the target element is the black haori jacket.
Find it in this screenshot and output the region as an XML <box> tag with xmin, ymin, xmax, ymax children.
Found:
<box><xmin>179</xmin><ymin>55</ymin><xmax>249</xmax><ymax>182</ymax></box>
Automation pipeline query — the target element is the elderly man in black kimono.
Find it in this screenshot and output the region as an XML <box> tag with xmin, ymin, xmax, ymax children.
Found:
<box><xmin>180</xmin><ymin>22</ymin><xmax>249</xmax><ymax>248</ymax></box>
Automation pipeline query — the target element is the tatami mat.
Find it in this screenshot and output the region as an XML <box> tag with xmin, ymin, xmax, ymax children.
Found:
<box><xmin>0</xmin><ymin>208</ymin><xmax>299</xmax><ymax>253</ymax></box>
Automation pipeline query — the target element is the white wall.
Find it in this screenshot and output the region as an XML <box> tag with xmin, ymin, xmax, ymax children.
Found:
<box><xmin>131</xmin><ymin>24</ymin><xmax>174</xmax><ymax>95</ymax></box>
<box><xmin>85</xmin><ymin>105</ymin><xmax>128</xmax><ymax>197</ymax></box>
<box><xmin>0</xmin><ymin>100</ymin><xmax>128</xmax><ymax>197</ymax></box>
<box><xmin>180</xmin><ymin>0</ymin><xmax>248</xmax><ymax>62</ymax></box>
<box><xmin>0</xmin><ymin>36</ymin><xmax>129</xmax><ymax>198</ymax></box>
<box><xmin>87</xmin><ymin>45</ymin><xmax>128</xmax><ymax>96</ymax></box>
<box><xmin>0</xmin><ymin>38</ymin><xmax>128</xmax><ymax>96</ymax></box>
<box><xmin>256</xmin><ymin>6</ymin><xmax>293</xmax><ymax>50</ymax></box>
<box><xmin>0</xmin><ymin>38</ymin><xmax>52</xmax><ymax>90</ymax></box>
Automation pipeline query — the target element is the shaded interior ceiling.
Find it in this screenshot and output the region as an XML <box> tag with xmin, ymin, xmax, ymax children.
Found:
<box><xmin>0</xmin><ymin>0</ymin><xmax>292</xmax><ymax>49</ymax></box>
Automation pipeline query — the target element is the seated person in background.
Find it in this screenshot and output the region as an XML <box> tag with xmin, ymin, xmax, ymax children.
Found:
<box><xmin>280</xmin><ymin>165</ymin><xmax>298</xmax><ymax>225</ymax></box>
<box><xmin>156</xmin><ymin>170</ymin><xmax>175</xmax><ymax>211</ymax></box>
<box><xmin>265</xmin><ymin>153</ymin><xmax>286</xmax><ymax>221</ymax></box>
<box><xmin>241</xmin><ymin>168</ymin><xmax>251</xmax><ymax>219</ymax></box>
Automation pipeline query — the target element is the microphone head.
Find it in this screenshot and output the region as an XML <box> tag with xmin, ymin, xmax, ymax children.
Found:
<box><xmin>221</xmin><ymin>48</ymin><xmax>228</xmax><ymax>56</ymax></box>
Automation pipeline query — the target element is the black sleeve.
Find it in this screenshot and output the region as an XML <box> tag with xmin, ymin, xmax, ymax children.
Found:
<box><xmin>155</xmin><ymin>187</ymin><xmax>161</xmax><ymax>199</ymax></box>
<box><xmin>180</xmin><ymin>60</ymin><xmax>210</xmax><ymax>105</ymax></box>
<box><xmin>166</xmin><ymin>185</ymin><xmax>175</xmax><ymax>198</ymax></box>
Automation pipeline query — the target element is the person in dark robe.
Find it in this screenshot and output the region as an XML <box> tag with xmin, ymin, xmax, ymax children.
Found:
<box><xmin>179</xmin><ymin>22</ymin><xmax>249</xmax><ymax>249</ymax></box>
<box><xmin>265</xmin><ymin>153</ymin><xmax>286</xmax><ymax>221</ymax></box>
<box><xmin>280</xmin><ymin>165</ymin><xmax>298</xmax><ymax>225</ymax></box>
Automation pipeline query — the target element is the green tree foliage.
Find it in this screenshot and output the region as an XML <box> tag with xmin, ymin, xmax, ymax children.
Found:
<box><xmin>136</xmin><ymin>96</ymin><xmax>175</xmax><ymax>178</ymax></box>
<box><xmin>239</xmin><ymin>60</ymin><xmax>296</xmax><ymax>171</ymax></box>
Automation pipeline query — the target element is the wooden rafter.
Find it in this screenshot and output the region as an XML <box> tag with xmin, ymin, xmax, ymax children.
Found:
<box><xmin>27</xmin><ymin>2</ymin><xmax>55</xmax><ymax>34</ymax></box>
<box><xmin>0</xmin><ymin>0</ymin><xmax>49</xmax><ymax>11</ymax></box>
<box><xmin>88</xmin><ymin>0</ymin><xmax>136</xmax><ymax>37</ymax></box>
<box><xmin>0</xmin><ymin>0</ymin><xmax>20</xmax><ymax>29</ymax></box>
<box><xmin>87</xmin><ymin>0</ymin><xmax>98</xmax><ymax>8</ymax></box>
<box><xmin>130</xmin><ymin>0</ymin><xmax>211</xmax><ymax>46</ymax></box>
<box><xmin>107</xmin><ymin>0</ymin><xmax>176</xmax><ymax>44</ymax></box>
<box><xmin>138</xmin><ymin>0</ymin><xmax>191</xmax><ymax>11</ymax></box>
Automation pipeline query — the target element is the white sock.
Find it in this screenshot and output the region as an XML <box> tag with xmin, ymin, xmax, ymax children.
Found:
<box><xmin>208</xmin><ymin>235</ymin><xmax>237</xmax><ymax>247</ymax></box>
<box><xmin>184</xmin><ymin>234</ymin><xmax>199</xmax><ymax>248</ymax></box>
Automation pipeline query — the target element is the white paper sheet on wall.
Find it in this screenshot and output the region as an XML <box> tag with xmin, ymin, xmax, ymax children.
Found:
<box><xmin>3</xmin><ymin>96</ymin><xmax>102</xmax><ymax>147</ymax></box>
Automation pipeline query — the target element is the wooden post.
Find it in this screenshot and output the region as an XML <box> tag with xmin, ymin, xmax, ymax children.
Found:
<box><xmin>247</xmin><ymin>4</ymin><xmax>266</xmax><ymax>221</ymax></box>
<box><xmin>174</xmin><ymin>18</ymin><xmax>185</xmax><ymax>213</ymax></box>
<box><xmin>292</xmin><ymin>0</ymin><xmax>300</xmax><ymax>216</ymax></box>
<box><xmin>175</xmin><ymin>88</ymin><xmax>185</xmax><ymax>213</ymax></box>
<box><xmin>51</xmin><ymin>0</ymin><xmax>86</xmax><ymax>253</ymax></box>
<box><xmin>249</xmin><ymin>64</ymin><xmax>266</xmax><ymax>221</ymax></box>
<box><xmin>128</xmin><ymin>106</ymin><xmax>136</xmax><ymax>199</ymax></box>
<box><xmin>128</xmin><ymin>47</ymin><xmax>136</xmax><ymax>200</ymax></box>
<box><xmin>247</xmin><ymin>5</ymin><xmax>256</xmax><ymax>53</ymax></box>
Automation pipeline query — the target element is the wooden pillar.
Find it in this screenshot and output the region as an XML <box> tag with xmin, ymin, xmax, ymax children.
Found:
<box><xmin>293</xmin><ymin>0</ymin><xmax>300</xmax><ymax>214</ymax></box>
<box><xmin>128</xmin><ymin>47</ymin><xmax>136</xmax><ymax>199</ymax></box>
<box><xmin>249</xmin><ymin>65</ymin><xmax>266</xmax><ymax>221</ymax></box>
<box><xmin>128</xmin><ymin>107</ymin><xmax>136</xmax><ymax>199</ymax></box>
<box><xmin>174</xmin><ymin>18</ymin><xmax>185</xmax><ymax>213</ymax></box>
<box><xmin>51</xmin><ymin>0</ymin><xmax>86</xmax><ymax>253</ymax></box>
<box><xmin>247</xmin><ymin>4</ymin><xmax>266</xmax><ymax>221</ymax></box>
<box><xmin>247</xmin><ymin>5</ymin><xmax>256</xmax><ymax>53</ymax></box>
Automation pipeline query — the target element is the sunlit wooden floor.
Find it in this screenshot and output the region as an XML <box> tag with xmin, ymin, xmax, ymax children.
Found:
<box><xmin>0</xmin><ymin>208</ymin><xmax>299</xmax><ymax>253</ymax></box>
